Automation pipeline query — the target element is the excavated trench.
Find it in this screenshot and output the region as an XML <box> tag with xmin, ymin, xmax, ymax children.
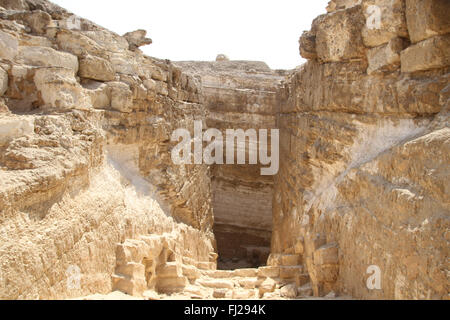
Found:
<box><xmin>2</xmin><ymin>0</ymin><xmax>447</xmax><ymax>301</ymax></box>
<box><xmin>175</xmin><ymin>61</ymin><xmax>287</xmax><ymax>270</ymax></box>
<box><xmin>211</xmin><ymin>165</ymin><xmax>273</xmax><ymax>269</ymax></box>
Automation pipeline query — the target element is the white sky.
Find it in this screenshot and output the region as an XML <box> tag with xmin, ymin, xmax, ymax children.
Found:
<box><xmin>51</xmin><ymin>0</ymin><xmax>329</xmax><ymax>70</ymax></box>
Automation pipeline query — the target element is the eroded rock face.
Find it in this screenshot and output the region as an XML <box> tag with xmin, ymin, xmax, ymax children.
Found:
<box><xmin>176</xmin><ymin>61</ymin><xmax>287</xmax><ymax>269</ymax></box>
<box><xmin>0</xmin><ymin>0</ymin><xmax>214</xmax><ymax>299</ymax></box>
<box><xmin>122</xmin><ymin>29</ymin><xmax>152</xmax><ymax>51</ymax></box>
<box><xmin>279</xmin><ymin>0</ymin><xmax>449</xmax><ymax>299</ymax></box>
<box><xmin>0</xmin><ymin>0</ymin><xmax>448</xmax><ymax>301</ymax></box>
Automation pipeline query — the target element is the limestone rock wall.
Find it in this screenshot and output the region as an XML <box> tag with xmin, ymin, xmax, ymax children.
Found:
<box><xmin>274</xmin><ymin>0</ymin><xmax>449</xmax><ymax>299</ymax></box>
<box><xmin>176</xmin><ymin>61</ymin><xmax>286</xmax><ymax>268</ymax></box>
<box><xmin>0</xmin><ymin>0</ymin><xmax>215</xmax><ymax>299</ymax></box>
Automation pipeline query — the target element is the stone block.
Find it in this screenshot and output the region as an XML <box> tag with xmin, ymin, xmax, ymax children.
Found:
<box><xmin>280</xmin><ymin>283</ymin><xmax>298</xmax><ymax>298</ymax></box>
<box><xmin>0</xmin><ymin>30</ymin><xmax>18</xmax><ymax>61</ymax></box>
<box><xmin>79</xmin><ymin>55</ymin><xmax>115</xmax><ymax>81</ymax></box>
<box><xmin>367</xmin><ymin>37</ymin><xmax>408</xmax><ymax>74</ymax></box>
<box><xmin>362</xmin><ymin>0</ymin><xmax>408</xmax><ymax>47</ymax></box>
<box><xmin>314</xmin><ymin>6</ymin><xmax>366</xmax><ymax>62</ymax></box>
<box><xmin>0</xmin><ymin>67</ymin><xmax>8</xmax><ymax>96</ymax></box>
<box><xmin>406</xmin><ymin>0</ymin><xmax>450</xmax><ymax>43</ymax></box>
<box><xmin>157</xmin><ymin>262</ymin><xmax>182</xmax><ymax>278</ymax></box>
<box><xmin>18</xmin><ymin>46</ymin><xmax>79</xmax><ymax>73</ymax></box>
<box><xmin>108</xmin><ymin>81</ymin><xmax>133</xmax><ymax>113</ymax></box>
<box><xmin>281</xmin><ymin>254</ymin><xmax>301</xmax><ymax>266</ymax></box>
<box><xmin>238</xmin><ymin>277</ymin><xmax>258</xmax><ymax>289</ymax></box>
<box><xmin>401</xmin><ymin>34</ymin><xmax>450</xmax><ymax>72</ymax></box>
<box><xmin>234</xmin><ymin>268</ymin><xmax>257</xmax><ymax>277</ymax></box>
<box><xmin>299</xmin><ymin>31</ymin><xmax>317</xmax><ymax>60</ymax></box>
<box><xmin>258</xmin><ymin>266</ymin><xmax>280</xmax><ymax>278</ymax></box>
<box><xmin>115</xmin><ymin>262</ymin><xmax>145</xmax><ymax>280</ymax></box>
<box><xmin>267</xmin><ymin>253</ymin><xmax>283</xmax><ymax>267</ymax></box>
<box><xmin>314</xmin><ymin>243</ymin><xmax>339</xmax><ymax>265</ymax></box>
<box><xmin>280</xmin><ymin>266</ymin><xmax>303</xmax><ymax>280</ymax></box>
<box><xmin>112</xmin><ymin>274</ymin><xmax>146</xmax><ymax>296</ymax></box>
<box><xmin>33</xmin><ymin>67</ymin><xmax>91</xmax><ymax>111</ymax></box>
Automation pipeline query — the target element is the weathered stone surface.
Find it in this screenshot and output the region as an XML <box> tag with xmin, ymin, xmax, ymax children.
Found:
<box><xmin>123</xmin><ymin>29</ymin><xmax>152</xmax><ymax>51</ymax></box>
<box><xmin>56</xmin><ymin>29</ymin><xmax>106</xmax><ymax>58</ymax></box>
<box><xmin>367</xmin><ymin>37</ymin><xmax>407</xmax><ymax>74</ymax></box>
<box><xmin>107</xmin><ymin>81</ymin><xmax>133</xmax><ymax>113</ymax></box>
<box><xmin>313</xmin><ymin>6</ymin><xmax>366</xmax><ymax>62</ymax></box>
<box><xmin>294</xmin><ymin>237</ymin><xmax>304</xmax><ymax>255</ymax></box>
<box><xmin>6</xmin><ymin>10</ymin><xmax>52</xmax><ymax>34</ymax></box>
<box><xmin>82</xmin><ymin>80</ymin><xmax>110</xmax><ymax>109</ymax></box>
<box><xmin>216</xmin><ymin>54</ymin><xmax>229</xmax><ymax>61</ymax></box>
<box><xmin>0</xmin><ymin>0</ymin><xmax>29</xmax><ymax>10</ymax></box>
<box><xmin>280</xmin><ymin>254</ymin><xmax>301</xmax><ymax>266</ymax></box>
<box><xmin>258</xmin><ymin>266</ymin><xmax>279</xmax><ymax>278</ymax></box>
<box><xmin>361</xmin><ymin>0</ymin><xmax>408</xmax><ymax>47</ymax></box>
<box><xmin>314</xmin><ymin>243</ymin><xmax>339</xmax><ymax>265</ymax></box>
<box><xmin>33</xmin><ymin>67</ymin><xmax>90</xmax><ymax>111</ymax></box>
<box><xmin>0</xmin><ymin>30</ymin><xmax>18</xmax><ymax>60</ymax></box>
<box><xmin>326</xmin><ymin>0</ymin><xmax>361</xmax><ymax>12</ymax></box>
<box><xmin>0</xmin><ymin>67</ymin><xmax>8</xmax><ymax>96</ymax></box>
<box><xmin>0</xmin><ymin>115</ymin><xmax>34</xmax><ymax>146</ymax></box>
<box><xmin>17</xmin><ymin>46</ymin><xmax>79</xmax><ymax>72</ymax></box>
<box><xmin>79</xmin><ymin>55</ymin><xmax>115</xmax><ymax>81</ymax></box>
<box><xmin>274</xmin><ymin>0</ymin><xmax>449</xmax><ymax>301</ymax></box>
<box><xmin>400</xmin><ymin>34</ymin><xmax>450</xmax><ymax>72</ymax></box>
<box><xmin>299</xmin><ymin>30</ymin><xmax>317</xmax><ymax>60</ymax></box>
<box><xmin>259</xmin><ymin>278</ymin><xmax>276</xmax><ymax>297</ymax></box>
<box><xmin>405</xmin><ymin>0</ymin><xmax>450</xmax><ymax>43</ymax></box>
<box><xmin>0</xmin><ymin>0</ymin><xmax>214</xmax><ymax>300</ymax></box>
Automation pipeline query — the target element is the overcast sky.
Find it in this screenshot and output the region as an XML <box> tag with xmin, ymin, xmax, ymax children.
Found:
<box><xmin>51</xmin><ymin>0</ymin><xmax>329</xmax><ymax>70</ymax></box>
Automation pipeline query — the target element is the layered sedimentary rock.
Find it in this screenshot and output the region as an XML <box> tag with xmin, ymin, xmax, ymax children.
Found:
<box><xmin>0</xmin><ymin>0</ymin><xmax>448</xmax><ymax>301</ymax></box>
<box><xmin>0</xmin><ymin>0</ymin><xmax>215</xmax><ymax>299</ymax></box>
<box><xmin>275</xmin><ymin>0</ymin><xmax>449</xmax><ymax>299</ymax></box>
<box><xmin>176</xmin><ymin>61</ymin><xmax>286</xmax><ymax>269</ymax></box>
